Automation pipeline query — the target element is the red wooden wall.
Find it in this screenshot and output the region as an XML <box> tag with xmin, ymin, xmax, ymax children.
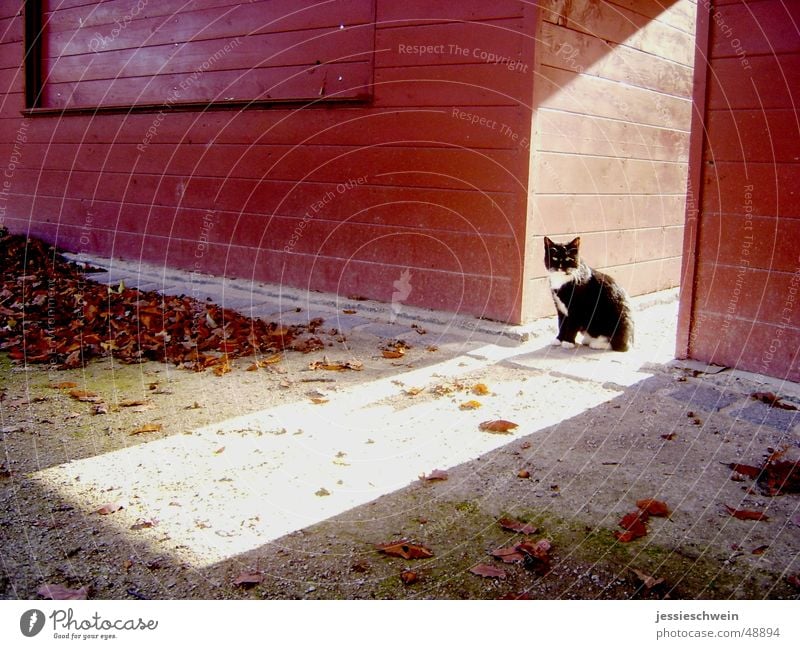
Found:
<box><xmin>525</xmin><ymin>0</ymin><xmax>695</xmax><ymax>318</ymax></box>
<box><xmin>678</xmin><ymin>0</ymin><xmax>800</xmax><ymax>381</ymax></box>
<box><xmin>0</xmin><ymin>1</ymin><xmax>537</xmax><ymax>323</ymax></box>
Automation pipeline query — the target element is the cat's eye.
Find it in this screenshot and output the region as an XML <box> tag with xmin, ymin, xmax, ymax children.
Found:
<box><xmin>549</xmin><ymin>248</ymin><xmax>558</xmax><ymax>254</ymax></box>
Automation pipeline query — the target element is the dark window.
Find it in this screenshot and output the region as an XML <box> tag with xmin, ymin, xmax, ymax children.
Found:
<box><xmin>25</xmin><ymin>0</ymin><xmax>375</xmax><ymax>113</ymax></box>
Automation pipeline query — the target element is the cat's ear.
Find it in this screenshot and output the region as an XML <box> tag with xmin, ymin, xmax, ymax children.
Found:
<box><xmin>544</xmin><ymin>236</ymin><xmax>553</xmax><ymax>248</ymax></box>
<box><xmin>567</xmin><ymin>237</ymin><xmax>581</xmax><ymax>250</ymax></box>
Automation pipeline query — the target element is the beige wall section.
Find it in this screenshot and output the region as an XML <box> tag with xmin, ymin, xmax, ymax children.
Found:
<box><xmin>522</xmin><ymin>0</ymin><xmax>697</xmax><ymax>320</ymax></box>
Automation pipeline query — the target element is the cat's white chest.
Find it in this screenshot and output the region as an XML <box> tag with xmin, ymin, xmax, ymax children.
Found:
<box><xmin>548</xmin><ymin>270</ymin><xmax>573</xmax><ymax>290</ymax></box>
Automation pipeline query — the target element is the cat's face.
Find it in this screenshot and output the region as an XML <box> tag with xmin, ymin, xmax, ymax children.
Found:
<box><xmin>544</xmin><ymin>237</ymin><xmax>581</xmax><ymax>273</ymax></box>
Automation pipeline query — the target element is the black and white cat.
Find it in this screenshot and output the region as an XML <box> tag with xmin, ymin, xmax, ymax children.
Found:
<box><xmin>544</xmin><ymin>236</ymin><xmax>634</xmax><ymax>352</ymax></box>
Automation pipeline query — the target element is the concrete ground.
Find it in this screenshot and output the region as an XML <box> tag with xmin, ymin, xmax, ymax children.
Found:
<box><xmin>2</xmin><ymin>257</ymin><xmax>798</xmax><ymax>599</ymax></box>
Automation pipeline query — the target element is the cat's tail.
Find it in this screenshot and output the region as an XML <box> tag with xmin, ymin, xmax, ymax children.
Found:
<box><xmin>611</xmin><ymin>304</ymin><xmax>634</xmax><ymax>352</ymax></box>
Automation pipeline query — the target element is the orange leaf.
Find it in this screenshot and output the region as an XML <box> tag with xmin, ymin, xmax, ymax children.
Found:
<box><xmin>479</xmin><ymin>419</ymin><xmax>519</xmax><ymax>434</ymax></box>
<box><xmin>419</xmin><ymin>469</ymin><xmax>448</xmax><ymax>482</ymax></box>
<box><xmin>459</xmin><ymin>400</ymin><xmax>482</xmax><ymax>410</ymax></box>
<box><xmin>130</xmin><ymin>422</ymin><xmax>162</xmax><ymax>436</ymax></box>
<box><xmin>491</xmin><ymin>546</ymin><xmax>525</xmax><ymax>564</ymax></box>
<box><xmin>469</xmin><ymin>564</ymin><xmax>507</xmax><ymax>579</ymax></box>
<box><xmin>636</xmin><ymin>499</ymin><xmax>671</xmax><ymax>517</ymax></box>
<box><xmin>49</xmin><ymin>381</ymin><xmax>78</xmax><ymax>389</ymax></box>
<box><xmin>97</xmin><ymin>502</ymin><xmax>124</xmax><ymax>515</ymax></box>
<box><xmin>498</xmin><ymin>517</ymin><xmax>537</xmax><ymax>535</ymax></box>
<box><xmin>69</xmin><ymin>389</ymin><xmax>101</xmax><ymax>402</ymax></box>
<box><xmin>400</xmin><ymin>570</ymin><xmax>420</xmax><ymax>585</ymax></box>
<box><xmin>724</xmin><ymin>505</ymin><xmax>769</xmax><ymax>521</ymax></box>
<box><xmin>472</xmin><ymin>383</ymin><xmax>490</xmax><ymax>396</ymax></box>
<box><xmin>382</xmin><ymin>349</ymin><xmax>405</xmax><ymax>359</ymax></box>
<box><xmin>376</xmin><ymin>540</ymin><xmax>433</xmax><ymax>559</ymax></box>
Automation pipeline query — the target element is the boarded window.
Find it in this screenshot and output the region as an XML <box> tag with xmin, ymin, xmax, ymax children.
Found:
<box><xmin>26</xmin><ymin>0</ymin><xmax>375</xmax><ymax>111</ymax></box>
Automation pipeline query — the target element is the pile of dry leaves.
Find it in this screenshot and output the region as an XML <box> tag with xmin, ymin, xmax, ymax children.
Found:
<box><xmin>0</xmin><ymin>228</ymin><xmax>311</xmax><ymax>371</ymax></box>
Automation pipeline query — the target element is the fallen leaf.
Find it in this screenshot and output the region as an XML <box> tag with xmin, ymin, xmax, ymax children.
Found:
<box><xmin>130</xmin><ymin>518</ymin><xmax>158</xmax><ymax>530</ymax></box>
<box><xmin>213</xmin><ymin>357</ymin><xmax>232</xmax><ymax>376</ymax></box>
<box><xmin>470</xmin><ymin>564</ymin><xmax>506</xmax><ymax>579</ymax></box>
<box><xmin>636</xmin><ymin>499</ymin><xmax>670</xmax><ymax>517</ymax></box>
<box><xmin>213</xmin><ymin>446</ymin><xmax>225</xmax><ymax>455</ymax></box>
<box><xmin>310</xmin><ymin>397</ymin><xmax>329</xmax><ymax>404</ymax></box>
<box><xmin>724</xmin><ymin>505</ymin><xmax>769</xmax><ymax>521</ymax></box>
<box><xmin>342</xmin><ymin>309</ymin><xmax>357</xmax><ymax>315</ymax></box>
<box><xmin>479</xmin><ymin>419</ymin><xmax>519</xmax><ymax>434</ymax></box>
<box><xmin>498</xmin><ymin>517</ymin><xmax>538</xmax><ymax>535</ymax></box>
<box><xmin>615</xmin><ymin>511</ymin><xmax>648</xmax><ymax>541</ymax></box>
<box><xmin>459</xmin><ymin>400</ymin><xmax>482</xmax><ymax>410</ymax></box>
<box><xmin>69</xmin><ymin>389</ymin><xmax>101</xmax><ymax>402</ymax></box>
<box><xmin>37</xmin><ymin>584</ymin><xmax>88</xmax><ymax>600</ymax></box>
<box><xmin>491</xmin><ymin>545</ymin><xmax>525</xmax><ymax>564</ymax></box>
<box><xmin>404</xmin><ymin>387</ymin><xmax>424</xmax><ymax>396</ymax></box>
<box><xmin>517</xmin><ymin>469</ymin><xmax>530</xmax><ymax>479</ymax></box>
<box><xmin>787</xmin><ymin>574</ymin><xmax>800</xmax><ymax>590</ymax></box>
<box><xmin>752</xmin><ymin>545</ymin><xmax>769</xmax><ymax>555</ymax></box>
<box><xmin>376</xmin><ymin>540</ymin><xmax>433</xmax><ymax>559</ymax></box>
<box><xmin>472</xmin><ymin>383</ymin><xmax>490</xmax><ymax>396</ymax></box>
<box><xmin>50</xmin><ymin>381</ymin><xmax>78</xmax><ymax>389</ymax></box>
<box><xmin>315</xmin><ymin>487</ymin><xmax>331</xmax><ymax>497</ymax></box>
<box><xmin>130</xmin><ymin>422</ymin><xmax>162</xmax><ymax>436</ymax></box>
<box><xmin>725</xmin><ymin>463</ymin><xmax>761</xmax><ymax>479</ymax></box>
<box><xmin>751</xmin><ymin>391</ymin><xmax>798</xmax><ymax>410</ymax></box>
<box><xmin>631</xmin><ymin>568</ymin><xmax>665</xmax><ymax>591</ymax></box>
<box><xmin>420</xmin><ymin>469</ymin><xmax>448</xmax><ymax>482</ymax></box>
<box><xmin>97</xmin><ymin>502</ymin><xmax>124</xmax><ymax>515</ymax></box>
<box><xmin>661</xmin><ymin>433</ymin><xmax>676</xmax><ymax>440</ymax></box>
<box><xmin>119</xmin><ymin>399</ymin><xmax>149</xmax><ymax>407</ymax></box>
<box><xmin>758</xmin><ymin>460</ymin><xmax>800</xmax><ymax>496</ymax></box>
<box><xmin>400</xmin><ymin>570</ymin><xmax>420</xmax><ymax>585</ymax></box>
<box><xmin>382</xmin><ymin>349</ymin><xmax>405</xmax><ymax>359</ymax></box>
<box><xmin>517</xmin><ymin>539</ymin><xmax>552</xmax><ymax>560</ymax></box>
<box><xmin>233</xmin><ymin>572</ymin><xmax>264</xmax><ymax>587</ymax></box>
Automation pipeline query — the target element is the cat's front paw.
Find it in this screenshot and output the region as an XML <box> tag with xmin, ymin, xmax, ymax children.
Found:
<box><xmin>550</xmin><ymin>338</ymin><xmax>562</xmax><ymax>347</ymax></box>
<box><xmin>560</xmin><ymin>341</ymin><xmax>576</xmax><ymax>349</ymax></box>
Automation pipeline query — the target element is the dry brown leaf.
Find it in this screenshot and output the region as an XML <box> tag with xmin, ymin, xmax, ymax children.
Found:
<box><xmin>498</xmin><ymin>517</ymin><xmax>538</xmax><ymax>535</ymax></box>
<box><xmin>130</xmin><ymin>518</ymin><xmax>158</xmax><ymax>530</ymax></box>
<box><xmin>310</xmin><ymin>397</ymin><xmax>329</xmax><ymax>404</ymax></box>
<box><xmin>404</xmin><ymin>387</ymin><xmax>424</xmax><ymax>396</ymax></box>
<box><xmin>97</xmin><ymin>502</ymin><xmax>124</xmax><ymax>515</ymax></box>
<box><xmin>342</xmin><ymin>309</ymin><xmax>357</xmax><ymax>315</ymax></box>
<box><xmin>130</xmin><ymin>422</ymin><xmax>162</xmax><ymax>436</ymax></box>
<box><xmin>472</xmin><ymin>383</ymin><xmax>490</xmax><ymax>396</ymax></box>
<box><xmin>758</xmin><ymin>460</ymin><xmax>800</xmax><ymax>496</ymax></box>
<box><xmin>631</xmin><ymin>568</ymin><xmax>665</xmax><ymax>591</ymax></box>
<box><xmin>50</xmin><ymin>381</ymin><xmax>78</xmax><ymax>389</ymax></box>
<box><xmin>400</xmin><ymin>570</ymin><xmax>420</xmax><ymax>585</ymax></box>
<box><xmin>725</xmin><ymin>463</ymin><xmax>761</xmax><ymax>479</ymax></box>
<box><xmin>636</xmin><ymin>499</ymin><xmax>671</xmax><ymax>517</ymax></box>
<box><xmin>233</xmin><ymin>572</ymin><xmax>264</xmax><ymax>587</ymax></box>
<box><xmin>459</xmin><ymin>400</ymin><xmax>482</xmax><ymax>410</ymax></box>
<box><xmin>491</xmin><ymin>546</ymin><xmax>525</xmax><ymax>564</ymax></box>
<box><xmin>479</xmin><ymin>419</ymin><xmax>519</xmax><ymax>434</ymax></box>
<box><xmin>382</xmin><ymin>349</ymin><xmax>405</xmax><ymax>359</ymax></box>
<box><xmin>213</xmin><ymin>446</ymin><xmax>225</xmax><ymax>455</ymax></box>
<box><xmin>517</xmin><ymin>469</ymin><xmax>531</xmax><ymax>479</ymax></box>
<box><xmin>751</xmin><ymin>391</ymin><xmax>798</xmax><ymax>410</ymax></box>
<box><xmin>376</xmin><ymin>540</ymin><xmax>433</xmax><ymax>559</ymax></box>
<box><xmin>752</xmin><ymin>544</ymin><xmax>769</xmax><ymax>555</ymax></box>
<box><xmin>420</xmin><ymin>469</ymin><xmax>448</xmax><ymax>482</ymax></box>
<box><xmin>213</xmin><ymin>357</ymin><xmax>232</xmax><ymax>376</ymax></box>
<box><xmin>37</xmin><ymin>584</ymin><xmax>88</xmax><ymax>600</ymax></box>
<box><xmin>119</xmin><ymin>399</ymin><xmax>149</xmax><ymax>407</ymax></box>
<box><xmin>724</xmin><ymin>505</ymin><xmax>769</xmax><ymax>521</ymax></box>
<box><xmin>469</xmin><ymin>564</ymin><xmax>507</xmax><ymax>579</ymax></box>
<box><xmin>69</xmin><ymin>389</ymin><xmax>101</xmax><ymax>403</ymax></box>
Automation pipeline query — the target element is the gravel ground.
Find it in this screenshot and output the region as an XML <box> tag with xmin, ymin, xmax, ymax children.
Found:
<box><xmin>1</xmin><ymin>277</ymin><xmax>799</xmax><ymax>601</ymax></box>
